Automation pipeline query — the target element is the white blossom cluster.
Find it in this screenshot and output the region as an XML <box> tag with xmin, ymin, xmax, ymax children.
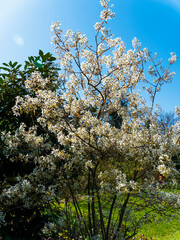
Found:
<box><xmin>168</xmin><ymin>52</ymin><xmax>177</xmax><ymax>65</ymax></box>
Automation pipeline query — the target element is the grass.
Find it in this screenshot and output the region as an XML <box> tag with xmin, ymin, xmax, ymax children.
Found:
<box><xmin>50</xmin><ymin>189</ymin><xmax>180</xmax><ymax>239</ymax></box>
<box><xmin>138</xmin><ymin>217</ymin><xmax>180</xmax><ymax>240</ymax></box>
<box><xmin>137</xmin><ymin>189</ymin><xmax>180</xmax><ymax>240</ymax></box>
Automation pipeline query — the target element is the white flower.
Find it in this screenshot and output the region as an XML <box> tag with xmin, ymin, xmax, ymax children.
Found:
<box><xmin>100</xmin><ymin>8</ymin><xmax>115</xmax><ymax>21</ymax></box>
<box><xmin>85</xmin><ymin>160</ymin><xmax>94</xmax><ymax>169</ymax></box>
<box><xmin>132</xmin><ymin>37</ymin><xmax>141</xmax><ymax>48</ymax></box>
<box><xmin>100</xmin><ymin>0</ymin><xmax>108</xmax><ymax>7</ymax></box>
<box><xmin>157</xmin><ymin>164</ymin><xmax>169</xmax><ymax>176</ymax></box>
<box><xmin>168</xmin><ymin>52</ymin><xmax>177</xmax><ymax>65</ymax></box>
<box><xmin>50</xmin><ymin>21</ymin><xmax>61</xmax><ymax>32</ymax></box>
<box><xmin>94</xmin><ymin>22</ymin><xmax>102</xmax><ymax>31</ymax></box>
<box><xmin>159</xmin><ymin>154</ymin><xmax>170</xmax><ymax>163</ymax></box>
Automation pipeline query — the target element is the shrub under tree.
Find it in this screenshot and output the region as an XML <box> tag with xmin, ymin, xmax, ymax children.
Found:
<box><xmin>0</xmin><ymin>50</ymin><xmax>61</xmax><ymax>239</ymax></box>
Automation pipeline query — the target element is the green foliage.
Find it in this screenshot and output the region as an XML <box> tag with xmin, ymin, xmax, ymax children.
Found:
<box><xmin>24</xmin><ymin>49</ymin><xmax>60</xmax><ymax>83</ymax></box>
<box><xmin>0</xmin><ymin>50</ymin><xmax>60</xmax><ymax>133</ymax></box>
<box><xmin>0</xmin><ymin>61</ymin><xmax>26</xmax><ymax>132</ymax></box>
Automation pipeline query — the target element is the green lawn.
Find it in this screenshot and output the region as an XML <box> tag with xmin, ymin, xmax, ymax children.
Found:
<box><xmin>50</xmin><ymin>189</ymin><xmax>180</xmax><ymax>239</ymax></box>
<box><xmin>138</xmin><ymin>217</ymin><xmax>180</xmax><ymax>240</ymax></box>
<box><xmin>137</xmin><ymin>189</ymin><xmax>180</xmax><ymax>240</ymax></box>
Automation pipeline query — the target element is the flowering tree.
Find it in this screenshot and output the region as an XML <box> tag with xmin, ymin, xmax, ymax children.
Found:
<box><xmin>1</xmin><ymin>0</ymin><xmax>180</xmax><ymax>239</ymax></box>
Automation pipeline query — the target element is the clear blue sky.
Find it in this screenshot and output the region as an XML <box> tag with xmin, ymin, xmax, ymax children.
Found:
<box><xmin>0</xmin><ymin>0</ymin><xmax>179</xmax><ymax>112</ymax></box>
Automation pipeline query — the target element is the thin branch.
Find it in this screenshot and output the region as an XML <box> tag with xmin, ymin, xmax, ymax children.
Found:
<box><xmin>106</xmin><ymin>194</ymin><xmax>117</xmax><ymax>239</ymax></box>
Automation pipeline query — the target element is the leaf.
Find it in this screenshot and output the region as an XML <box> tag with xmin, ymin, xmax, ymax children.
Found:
<box><xmin>44</xmin><ymin>52</ymin><xmax>52</xmax><ymax>61</ymax></box>
<box><xmin>34</xmin><ymin>58</ymin><xmax>43</xmax><ymax>69</ymax></box>
<box><xmin>50</xmin><ymin>57</ymin><xmax>56</xmax><ymax>61</ymax></box>
<box><xmin>1</xmin><ymin>73</ymin><xmax>10</xmax><ymax>77</ymax></box>
<box><xmin>12</xmin><ymin>62</ymin><xmax>18</xmax><ymax>68</ymax></box>
<box><xmin>2</xmin><ymin>62</ymin><xmax>9</xmax><ymax>67</ymax></box>
<box><xmin>0</xmin><ymin>67</ymin><xmax>10</xmax><ymax>72</ymax></box>
<box><xmin>39</xmin><ymin>49</ymin><xmax>44</xmax><ymax>58</ymax></box>
<box><xmin>0</xmin><ymin>77</ymin><xmax>3</xmax><ymax>83</ymax></box>
<box><xmin>28</xmin><ymin>56</ymin><xmax>34</xmax><ymax>62</ymax></box>
<box><xmin>16</xmin><ymin>64</ymin><xmax>22</xmax><ymax>69</ymax></box>
<box><xmin>55</xmin><ymin>67</ymin><xmax>61</xmax><ymax>71</ymax></box>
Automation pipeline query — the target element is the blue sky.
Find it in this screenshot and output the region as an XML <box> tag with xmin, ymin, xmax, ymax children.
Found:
<box><xmin>0</xmin><ymin>0</ymin><xmax>179</xmax><ymax>112</ymax></box>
